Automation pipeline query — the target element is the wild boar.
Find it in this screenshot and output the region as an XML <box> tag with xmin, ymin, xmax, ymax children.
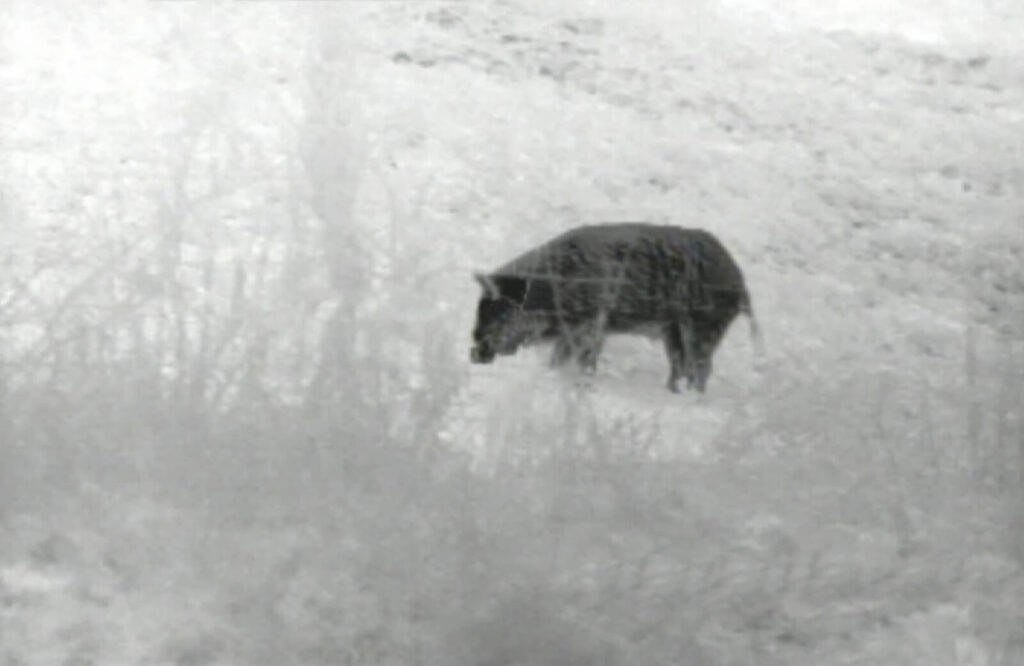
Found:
<box><xmin>470</xmin><ymin>223</ymin><xmax>759</xmax><ymax>392</ymax></box>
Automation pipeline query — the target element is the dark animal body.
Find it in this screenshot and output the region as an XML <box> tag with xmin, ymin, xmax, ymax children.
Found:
<box><xmin>470</xmin><ymin>223</ymin><xmax>759</xmax><ymax>392</ymax></box>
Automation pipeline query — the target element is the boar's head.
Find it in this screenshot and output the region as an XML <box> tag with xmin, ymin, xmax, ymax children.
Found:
<box><xmin>470</xmin><ymin>273</ymin><xmax>555</xmax><ymax>363</ymax></box>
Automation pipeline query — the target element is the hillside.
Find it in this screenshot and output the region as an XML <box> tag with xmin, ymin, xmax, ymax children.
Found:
<box><xmin>1</xmin><ymin>1</ymin><xmax>1022</xmax><ymax>664</ymax></box>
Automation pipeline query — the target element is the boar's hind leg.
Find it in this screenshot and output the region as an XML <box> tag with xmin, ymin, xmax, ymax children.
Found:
<box><xmin>683</xmin><ymin>322</ymin><xmax>711</xmax><ymax>393</ymax></box>
<box><xmin>688</xmin><ymin>314</ymin><xmax>734</xmax><ymax>392</ymax></box>
<box><xmin>665</xmin><ymin>319</ymin><xmax>703</xmax><ymax>393</ymax></box>
<box><xmin>689</xmin><ymin>358</ymin><xmax>711</xmax><ymax>392</ymax></box>
<box><xmin>663</xmin><ymin>323</ymin><xmax>687</xmax><ymax>393</ymax></box>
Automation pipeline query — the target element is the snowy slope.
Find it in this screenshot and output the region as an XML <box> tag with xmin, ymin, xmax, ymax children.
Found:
<box><xmin>1</xmin><ymin>0</ymin><xmax>1022</xmax><ymax>664</ymax></box>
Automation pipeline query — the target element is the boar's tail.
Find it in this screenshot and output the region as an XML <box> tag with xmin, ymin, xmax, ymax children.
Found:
<box><xmin>740</xmin><ymin>290</ymin><xmax>765</xmax><ymax>357</ymax></box>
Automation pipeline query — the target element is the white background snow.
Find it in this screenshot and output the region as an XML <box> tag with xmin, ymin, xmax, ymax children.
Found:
<box><xmin>1</xmin><ymin>1</ymin><xmax>1022</xmax><ymax>664</ymax></box>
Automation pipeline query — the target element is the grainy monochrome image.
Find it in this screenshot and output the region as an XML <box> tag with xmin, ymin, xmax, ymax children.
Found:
<box><xmin>1</xmin><ymin>0</ymin><xmax>1022</xmax><ymax>663</ymax></box>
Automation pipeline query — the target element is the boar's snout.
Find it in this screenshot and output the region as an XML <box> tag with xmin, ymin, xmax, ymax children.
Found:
<box><xmin>470</xmin><ymin>346</ymin><xmax>495</xmax><ymax>363</ymax></box>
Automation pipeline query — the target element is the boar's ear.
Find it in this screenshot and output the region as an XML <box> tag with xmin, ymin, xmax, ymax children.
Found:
<box><xmin>474</xmin><ymin>273</ymin><xmax>501</xmax><ymax>300</ymax></box>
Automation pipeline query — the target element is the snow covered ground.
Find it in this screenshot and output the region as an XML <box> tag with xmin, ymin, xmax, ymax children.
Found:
<box><xmin>1</xmin><ymin>1</ymin><xmax>1022</xmax><ymax>664</ymax></box>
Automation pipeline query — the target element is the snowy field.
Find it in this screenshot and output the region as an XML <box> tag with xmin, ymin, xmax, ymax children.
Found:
<box><xmin>1</xmin><ymin>1</ymin><xmax>1022</xmax><ymax>664</ymax></box>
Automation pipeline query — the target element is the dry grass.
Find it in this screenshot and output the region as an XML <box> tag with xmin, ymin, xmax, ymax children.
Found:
<box><xmin>1</xmin><ymin>1</ymin><xmax>1022</xmax><ymax>664</ymax></box>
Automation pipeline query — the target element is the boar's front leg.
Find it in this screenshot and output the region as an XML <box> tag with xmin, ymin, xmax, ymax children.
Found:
<box><xmin>551</xmin><ymin>312</ymin><xmax>606</xmax><ymax>373</ymax></box>
<box><xmin>576</xmin><ymin>310</ymin><xmax>607</xmax><ymax>373</ymax></box>
<box><xmin>550</xmin><ymin>333</ymin><xmax>576</xmax><ymax>367</ymax></box>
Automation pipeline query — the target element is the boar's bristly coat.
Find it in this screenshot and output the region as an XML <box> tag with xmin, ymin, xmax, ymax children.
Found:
<box><xmin>470</xmin><ymin>223</ymin><xmax>759</xmax><ymax>392</ymax></box>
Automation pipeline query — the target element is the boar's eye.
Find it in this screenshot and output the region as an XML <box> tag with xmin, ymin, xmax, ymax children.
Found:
<box><xmin>477</xmin><ymin>297</ymin><xmax>511</xmax><ymax>325</ymax></box>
